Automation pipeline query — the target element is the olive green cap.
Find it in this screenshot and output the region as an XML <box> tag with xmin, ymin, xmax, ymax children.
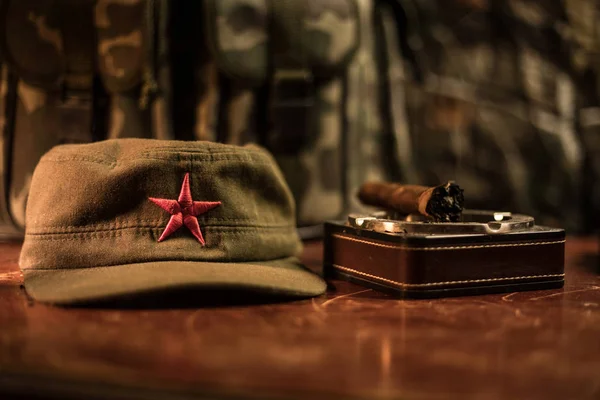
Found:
<box><xmin>18</xmin><ymin>139</ymin><xmax>326</xmax><ymax>304</ymax></box>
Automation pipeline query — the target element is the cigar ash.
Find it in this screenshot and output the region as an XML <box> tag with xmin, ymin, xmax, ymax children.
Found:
<box><xmin>425</xmin><ymin>182</ymin><xmax>464</xmax><ymax>222</ymax></box>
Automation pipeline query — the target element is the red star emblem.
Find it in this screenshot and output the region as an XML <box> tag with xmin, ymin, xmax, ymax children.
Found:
<box><xmin>149</xmin><ymin>173</ymin><xmax>221</xmax><ymax>244</ymax></box>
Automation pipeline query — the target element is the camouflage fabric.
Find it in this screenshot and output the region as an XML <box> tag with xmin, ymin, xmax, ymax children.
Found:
<box><xmin>206</xmin><ymin>0</ymin><xmax>268</xmax><ymax>85</ymax></box>
<box><xmin>1</xmin><ymin>0</ymin><xmax>599</xmax><ymax>238</ymax></box>
<box><xmin>266</xmin><ymin>0</ymin><xmax>361</xmax><ymax>226</ymax></box>
<box><xmin>0</xmin><ymin>0</ymin><xmax>97</xmax><ymax>235</ymax></box>
<box><xmin>564</xmin><ymin>0</ymin><xmax>600</xmax><ymax>232</ymax></box>
<box><xmin>374</xmin><ymin>0</ymin><xmax>600</xmax><ymax>232</ymax></box>
<box><xmin>199</xmin><ymin>0</ymin><xmax>600</xmax><ymax>232</ymax></box>
<box><xmin>203</xmin><ymin>0</ymin><xmax>267</xmax><ymax>144</ymax></box>
<box><xmin>202</xmin><ymin>0</ymin><xmax>362</xmax><ymax>227</ymax></box>
<box><xmin>0</xmin><ymin>0</ymin><xmax>63</xmax><ymax>88</ymax></box>
<box><xmin>343</xmin><ymin>0</ymin><xmax>395</xmax><ymax>217</ymax></box>
<box><xmin>95</xmin><ymin>0</ymin><xmax>173</xmax><ymax>140</ymax></box>
<box><xmin>0</xmin><ymin>0</ymin><xmax>177</xmax><ymax>238</ymax></box>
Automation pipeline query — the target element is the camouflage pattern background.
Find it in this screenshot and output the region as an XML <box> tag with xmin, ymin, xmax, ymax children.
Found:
<box><xmin>380</xmin><ymin>0</ymin><xmax>600</xmax><ymax>232</ymax></box>
<box><xmin>0</xmin><ymin>0</ymin><xmax>96</xmax><ymax>236</ymax></box>
<box><xmin>95</xmin><ymin>0</ymin><xmax>173</xmax><ymax>140</ymax></box>
<box><xmin>0</xmin><ymin>0</ymin><xmax>598</xmax><ymax>239</ymax></box>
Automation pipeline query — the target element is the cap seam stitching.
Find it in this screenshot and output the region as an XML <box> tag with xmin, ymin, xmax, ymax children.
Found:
<box><xmin>26</xmin><ymin>224</ymin><xmax>295</xmax><ymax>235</ymax></box>
<box><xmin>29</xmin><ymin>216</ymin><xmax>288</xmax><ymax>224</ymax></box>
<box><xmin>139</xmin><ymin>146</ymin><xmax>265</xmax><ymax>154</ymax></box>
<box><xmin>27</xmin><ymin>219</ymin><xmax>291</xmax><ymax>232</ymax></box>
<box><xmin>41</xmin><ymin>155</ymin><xmax>272</xmax><ymax>166</ymax></box>
<box><xmin>25</xmin><ymin>226</ymin><xmax>297</xmax><ymax>239</ymax></box>
<box><xmin>45</xmin><ymin>147</ymin><xmax>265</xmax><ymax>162</ymax></box>
<box><xmin>139</xmin><ymin>149</ymin><xmax>265</xmax><ymax>156</ymax></box>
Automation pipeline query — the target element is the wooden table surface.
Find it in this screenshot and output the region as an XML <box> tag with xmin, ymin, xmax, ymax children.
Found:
<box><xmin>0</xmin><ymin>237</ymin><xmax>599</xmax><ymax>400</ymax></box>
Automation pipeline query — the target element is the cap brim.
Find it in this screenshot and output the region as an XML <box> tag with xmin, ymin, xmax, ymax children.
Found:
<box><xmin>22</xmin><ymin>257</ymin><xmax>327</xmax><ymax>305</ymax></box>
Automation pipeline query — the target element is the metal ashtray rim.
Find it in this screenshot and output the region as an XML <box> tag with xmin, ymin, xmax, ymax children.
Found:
<box><xmin>348</xmin><ymin>209</ymin><xmax>535</xmax><ymax>235</ymax></box>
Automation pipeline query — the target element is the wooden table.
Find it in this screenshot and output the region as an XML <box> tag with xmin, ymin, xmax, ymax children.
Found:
<box><xmin>0</xmin><ymin>238</ymin><xmax>599</xmax><ymax>400</ymax></box>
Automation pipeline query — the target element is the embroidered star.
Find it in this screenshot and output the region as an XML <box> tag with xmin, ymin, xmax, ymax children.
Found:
<box><xmin>149</xmin><ymin>173</ymin><xmax>221</xmax><ymax>244</ymax></box>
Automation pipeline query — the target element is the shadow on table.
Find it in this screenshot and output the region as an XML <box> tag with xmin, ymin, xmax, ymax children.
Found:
<box><xmin>59</xmin><ymin>287</ymin><xmax>312</xmax><ymax>310</ymax></box>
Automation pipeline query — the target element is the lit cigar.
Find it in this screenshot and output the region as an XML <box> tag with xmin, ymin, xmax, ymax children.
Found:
<box><xmin>357</xmin><ymin>181</ymin><xmax>464</xmax><ymax>222</ymax></box>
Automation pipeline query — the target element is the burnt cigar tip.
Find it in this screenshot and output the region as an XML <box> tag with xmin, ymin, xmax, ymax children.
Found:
<box><xmin>425</xmin><ymin>182</ymin><xmax>465</xmax><ymax>222</ymax></box>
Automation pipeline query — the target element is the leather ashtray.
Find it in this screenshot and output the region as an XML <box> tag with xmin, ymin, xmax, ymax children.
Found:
<box><xmin>323</xmin><ymin>210</ymin><xmax>565</xmax><ymax>298</ymax></box>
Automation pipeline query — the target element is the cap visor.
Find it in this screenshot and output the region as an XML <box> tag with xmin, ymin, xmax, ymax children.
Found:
<box><xmin>22</xmin><ymin>257</ymin><xmax>326</xmax><ymax>305</ymax></box>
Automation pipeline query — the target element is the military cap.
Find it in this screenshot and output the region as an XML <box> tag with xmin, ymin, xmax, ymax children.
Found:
<box><xmin>18</xmin><ymin>139</ymin><xmax>326</xmax><ymax>304</ymax></box>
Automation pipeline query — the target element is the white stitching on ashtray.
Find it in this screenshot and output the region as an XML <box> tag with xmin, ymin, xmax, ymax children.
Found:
<box><xmin>332</xmin><ymin>264</ymin><xmax>565</xmax><ymax>288</ymax></box>
<box><xmin>332</xmin><ymin>234</ymin><xmax>566</xmax><ymax>251</ymax></box>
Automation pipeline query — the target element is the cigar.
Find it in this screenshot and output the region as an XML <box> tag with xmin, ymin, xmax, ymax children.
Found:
<box><xmin>357</xmin><ymin>181</ymin><xmax>464</xmax><ymax>222</ymax></box>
